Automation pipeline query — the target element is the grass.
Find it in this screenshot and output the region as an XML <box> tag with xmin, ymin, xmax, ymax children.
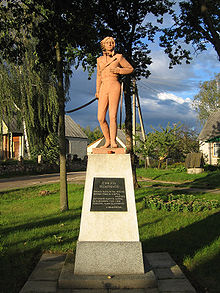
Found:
<box><xmin>0</xmin><ymin>184</ymin><xmax>83</xmax><ymax>293</ymax></box>
<box><xmin>0</xmin><ymin>168</ymin><xmax>220</xmax><ymax>292</ymax></box>
<box><xmin>137</xmin><ymin>167</ymin><xmax>220</xmax><ymax>189</ymax></box>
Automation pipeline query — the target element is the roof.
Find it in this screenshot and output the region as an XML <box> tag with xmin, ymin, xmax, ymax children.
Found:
<box><xmin>2</xmin><ymin>116</ymin><xmax>23</xmax><ymax>133</ymax></box>
<box><xmin>65</xmin><ymin>115</ymin><xmax>88</xmax><ymax>139</ymax></box>
<box><xmin>198</xmin><ymin>110</ymin><xmax>220</xmax><ymax>141</ymax></box>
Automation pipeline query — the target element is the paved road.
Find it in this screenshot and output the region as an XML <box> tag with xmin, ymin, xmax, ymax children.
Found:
<box><xmin>0</xmin><ymin>171</ymin><xmax>86</xmax><ymax>192</ymax></box>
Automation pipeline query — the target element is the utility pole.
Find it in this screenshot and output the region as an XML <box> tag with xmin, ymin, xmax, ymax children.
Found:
<box><xmin>135</xmin><ymin>85</ymin><xmax>146</xmax><ymax>142</ymax></box>
<box><xmin>132</xmin><ymin>79</ymin><xmax>136</xmax><ymax>151</ymax></box>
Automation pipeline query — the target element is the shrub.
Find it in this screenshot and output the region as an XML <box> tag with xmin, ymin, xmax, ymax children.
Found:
<box><xmin>143</xmin><ymin>193</ymin><xmax>219</xmax><ymax>212</ymax></box>
<box><xmin>204</xmin><ymin>164</ymin><xmax>220</xmax><ymax>172</ymax></box>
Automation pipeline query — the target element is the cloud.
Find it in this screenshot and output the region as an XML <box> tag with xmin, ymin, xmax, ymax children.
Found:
<box><xmin>67</xmin><ymin>45</ymin><xmax>218</xmax><ymax>133</ymax></box>
<box><xmin>157</xmin><ymin>92</ymin><xmax>192</xmax><ymax>106</ymax></box>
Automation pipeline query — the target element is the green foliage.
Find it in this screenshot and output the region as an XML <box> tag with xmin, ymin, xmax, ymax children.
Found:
<box><xmin>30</xmin><ymin>133</ymin><xmax>59</xmax><ymax>165</ymax></box>
<box><xmin>43</xmin><ymin>133</ymin><xmax>59</xmax><ymax>164</ymax></box>
<box><xmin>0</xmin><ymin>40</ymin><xmax>59</xmax><ymax>152</ymax></box>
<box><xmin>159</xmin><ymin>0</ymin><xmax>220</xmax><ymax>67</ymax></box>
<box><xmin>193</xmin><ymin>73</ymin><xmax>220</xmax><ymax>125</ymax></box>
<box><xmin>167</xmin><ymin>163</ymin><xmax>186</xmax><ymax>173</ymax></box>
<box><xmin>136</xmin><ymin>122</ymin><xmax>183</xmax><ymax>167</ymax></box>
<box><xmin>136</xmin><ymin>123</ymin><xmax>199</xmax><ymax>167</ymax></box>
<box><xmin>143</xmin><ymin>193</ymin><xmax>220</xmax><ymax>212</ymax></box>
<box><xmin>82</xmin><ymin>126</ymin><xmax>102</xmax><ymax>144</ymax></box>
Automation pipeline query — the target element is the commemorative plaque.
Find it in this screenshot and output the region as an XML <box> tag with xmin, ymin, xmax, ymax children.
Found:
<box><xmin>90</xmin><ymin>177</ymin><xmax>127</xmax><ymax>211</ymax></box>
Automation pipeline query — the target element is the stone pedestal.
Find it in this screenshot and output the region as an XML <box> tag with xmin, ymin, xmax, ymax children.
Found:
<box><xmin>74</xmin><ymin>153</ymin><xmax>145</xmax><ymax>275</ymax></box>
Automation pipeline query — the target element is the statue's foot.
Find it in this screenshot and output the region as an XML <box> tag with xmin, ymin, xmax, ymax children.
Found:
<box><xmin>111</xmin><ymin>143</ymin><xmax>118</xmax><ymax>148</ymax></box>
<box><xmin>100</xmin><ymin>142</ymin><xmax>110</xmax><ymax>148</ymax></box>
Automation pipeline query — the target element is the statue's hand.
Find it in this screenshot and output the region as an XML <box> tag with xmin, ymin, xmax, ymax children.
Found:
<box><xmin>95</xmin><ymin>93</ymin><xmax>99</xmax><ymax>99</ymax></box>
<box><xmin>110</xmin><ymin>67</ymin><xmax>120</xmax><ymax>74</ymax></box>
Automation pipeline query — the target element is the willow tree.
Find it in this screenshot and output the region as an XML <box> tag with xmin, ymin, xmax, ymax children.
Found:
<box><xmin>0</xmin><ymin>0</ymin><xmax>101</xmax><ymax>211</ymax></box>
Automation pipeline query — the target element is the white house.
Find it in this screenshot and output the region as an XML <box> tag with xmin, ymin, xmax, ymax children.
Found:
<box><xmin>198</xmin><ymin>110</ymin><xmax>220</xmax><ymax>165</ymax></box>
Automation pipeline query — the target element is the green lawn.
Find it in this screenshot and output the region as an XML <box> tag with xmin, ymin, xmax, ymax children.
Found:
<box><xmin>0</xmin><ymin>169</ymin><xmax>220</xmax><ymax>292</ymax></box>
<box><xmin>137</xmin><ymin>167</ymin><xmax>220</xmax><ymax>189</ymax></box>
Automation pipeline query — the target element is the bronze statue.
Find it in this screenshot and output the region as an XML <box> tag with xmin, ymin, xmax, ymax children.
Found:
<box><xmin>96</xmin><ymin>37</ymin><xmax>134</xmax><ymax>148</ymax></box>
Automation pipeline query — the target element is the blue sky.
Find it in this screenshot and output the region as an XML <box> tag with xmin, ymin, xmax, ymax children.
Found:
<box><xmin>66</xmin><ymin>43</ymin><xmax>219</xmax><ymax>133</ymax></box>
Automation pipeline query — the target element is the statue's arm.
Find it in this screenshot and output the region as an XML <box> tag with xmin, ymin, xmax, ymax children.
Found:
<box><xmin>116</xmin><ymin>54</ymin><xmax>134</xmax><ymax>75</ymax></box>
<box><xmin>96</xmin><ymin>59</ymin><xmax>102</xmax><ymax>99</ymax></box>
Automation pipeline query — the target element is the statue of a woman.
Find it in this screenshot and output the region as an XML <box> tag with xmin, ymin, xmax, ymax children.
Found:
<box><xmin>95</xmin><ymin>37</ymin><xmax>134</xmax><ymax>148</ymax></box>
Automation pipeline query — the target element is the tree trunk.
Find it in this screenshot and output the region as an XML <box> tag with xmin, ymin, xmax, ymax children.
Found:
<box><xmin>124</xmin><ymin>76</ymin><xmax>139</xmax><ymax>188</ymax></box>
<box><xmin>55</xmin><ymin>41</ymin><xmax>69</xmax><ymax>212</ymax></box>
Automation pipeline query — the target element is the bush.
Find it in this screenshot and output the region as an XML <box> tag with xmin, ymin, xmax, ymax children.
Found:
<box><xmin>30</xmin><ymin>133</ymin><xmax>59</xmax><ymax>165</ymax></box>
<box><xmin>0</xmin><ymin>159</ymin><xmax>19</xmax><ymax>165</ymax></box>
<box><xmin>204</xmin><ymin>164</ymin><xmax>220</xmax><ymax>172</ymax></box>
<box><xmin>143</xmin><ymin>193</ymin><xmax>219</xmax><ymax>212</ymax></box>
<box><xmin>167</xmin><ymin>162</ymin><xmax>186</xmax><ymax>172</ymax></box>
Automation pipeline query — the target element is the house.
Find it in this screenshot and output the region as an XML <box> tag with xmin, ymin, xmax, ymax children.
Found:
<box><xmin>65</xmin><ymin>115</ymin><xmax>88</xmax><ymax>159</ymax></box>
<box><xmin>0</xmin><ymin>115</ymin><xmax>88</xmax><ymax>160</ymax></box>
<box><xmin>198</xmin><ymin>110</ymin><xmax>220</xmax><ymax>165</ymax></box>
<box><xmin>0</xmin><ymin>117</ymin><xmax>24</xmax><ymax>160</ymax></box>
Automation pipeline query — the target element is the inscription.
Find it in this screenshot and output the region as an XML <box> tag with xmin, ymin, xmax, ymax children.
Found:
<box><xmin>91</xmin><ymin>177</ymin><xmax>127</xmax><ymax>212</ymax></box>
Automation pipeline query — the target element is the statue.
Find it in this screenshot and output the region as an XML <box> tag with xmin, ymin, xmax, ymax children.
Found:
<box><xmin>95</xmin><ymin>37</ymin><xmax>134</xmax><ymax>148</ymax></box>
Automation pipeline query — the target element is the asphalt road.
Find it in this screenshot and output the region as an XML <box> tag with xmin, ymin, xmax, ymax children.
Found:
<box><xmin>0</xmin><ymin>171</ymin><xmax>86</xmax><ymax>192</ymax></box>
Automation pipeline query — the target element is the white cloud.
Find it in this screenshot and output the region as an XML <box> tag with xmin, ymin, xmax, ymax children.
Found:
<box><xmin>157</xmin><ymin>92</ymin><xmax>192</xmax><ymax>105</ymax></box>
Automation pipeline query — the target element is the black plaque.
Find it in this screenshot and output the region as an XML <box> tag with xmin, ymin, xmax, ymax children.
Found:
<box><xmin>90</xmin><ymin>177</ymin><xmax>127</xmax><ymax>212</ymax></box>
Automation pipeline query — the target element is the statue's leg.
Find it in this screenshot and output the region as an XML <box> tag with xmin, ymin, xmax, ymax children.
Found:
<box><xmin>109</xmin><ymin>81</ymin><xmax>121</xmax><ymax>148</ymax></box>
<box><xmin>97</xmin><ymin>90</ymin><xmax>110</xmax><ymax>148</ymax></box>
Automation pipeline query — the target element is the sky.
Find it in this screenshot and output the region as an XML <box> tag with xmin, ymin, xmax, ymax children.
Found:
<box><xmin>66</xmin><ymin>9</ymin><xmax>220</xmax><ymax>134</ymax></box>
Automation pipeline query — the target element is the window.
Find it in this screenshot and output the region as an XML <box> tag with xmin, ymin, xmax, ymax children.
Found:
<box><xmin>213</xmin><ymin>142</ymin><xmax>220</xmax><ymax>157</ymax></box>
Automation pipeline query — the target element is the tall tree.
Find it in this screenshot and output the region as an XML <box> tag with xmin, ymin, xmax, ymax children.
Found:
<box><xmin>0</xmin><ymin>0</ymin><xmax>100</xmax><ymax>211</ymax></box>
<box><xmin>160</xmin><ymin>0</ymin><xmax>220</xmax><ymax>67</ymax></box>
<box><xmin>193</xmin><ymin>73</ymin><xmax>220</xmax><ymax>124</ymax></box>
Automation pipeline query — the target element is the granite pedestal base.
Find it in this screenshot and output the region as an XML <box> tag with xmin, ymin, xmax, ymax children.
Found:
<box><xmin>74</xmin><ymin>241</ymin><xmax>144</xmax><ymax>275</ymax></box>
<box><xmin>59</xmin><ymin>253</ymin><xmax>156</xmax><ymax>290</ymax></box>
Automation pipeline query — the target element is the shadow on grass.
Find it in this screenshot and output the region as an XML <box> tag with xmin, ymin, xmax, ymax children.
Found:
<box><xmin>142</xmin><ymin>211</ymin><xmax>220</xmax><ymax>292</ymax></box>
<box><xmin>1</xmin><ymin>210</ymin><xmax>81</xmax><ymax>236</ymax></box>
<box><xmin>0</xmin><ymin>210</ymin><xmax>81</xmax><ymax>293</ymax></box>
<box><xmin>186</xmin><ymin>171</ymin><xmax>220</xmax><ymax>189</ymax></box>
<box><xmin>151</xmin><ymin>172</ymin><xmax>171</xmax><ymax>180</ymax></box>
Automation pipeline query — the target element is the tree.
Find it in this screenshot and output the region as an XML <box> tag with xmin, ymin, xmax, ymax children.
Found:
<box><xmin>0</xmin><ymin>0</ymin><xmax>101</xmax><ymax>211</ymax></box>
<box><xmin>136</xmin><ymin>123</ymin><xmax>182</xmax><ymax>168</ymax></box>
<box><xmin>193</xmin><ymin>73</ymin><xmax>220</xmax><ymax>124</ymax></box>
<box><xmin>0</xmin><ymin>41</ymin><xmax>59</xmax><ymax>156</ymax></box>
<box><xmin>160</xmin><ymin>0</ymin><xmax>220</xmax><ymax>67</ymax></box>
<box><xmin>82</xmin><ymin>126</ymin><xmax>103</xmax><ymax>144</ymax></box>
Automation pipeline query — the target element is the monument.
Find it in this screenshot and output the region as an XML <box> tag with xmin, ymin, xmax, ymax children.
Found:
<box><xmin>59</xmin><ymin>37</ymin><xmax>156</xmax><ymax>290</ymax></box>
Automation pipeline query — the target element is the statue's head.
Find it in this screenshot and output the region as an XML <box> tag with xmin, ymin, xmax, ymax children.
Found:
<box><xmin>101</xmin><ymin>37</ymin><xmax>115</xmax><ymax>53</ymax></box>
